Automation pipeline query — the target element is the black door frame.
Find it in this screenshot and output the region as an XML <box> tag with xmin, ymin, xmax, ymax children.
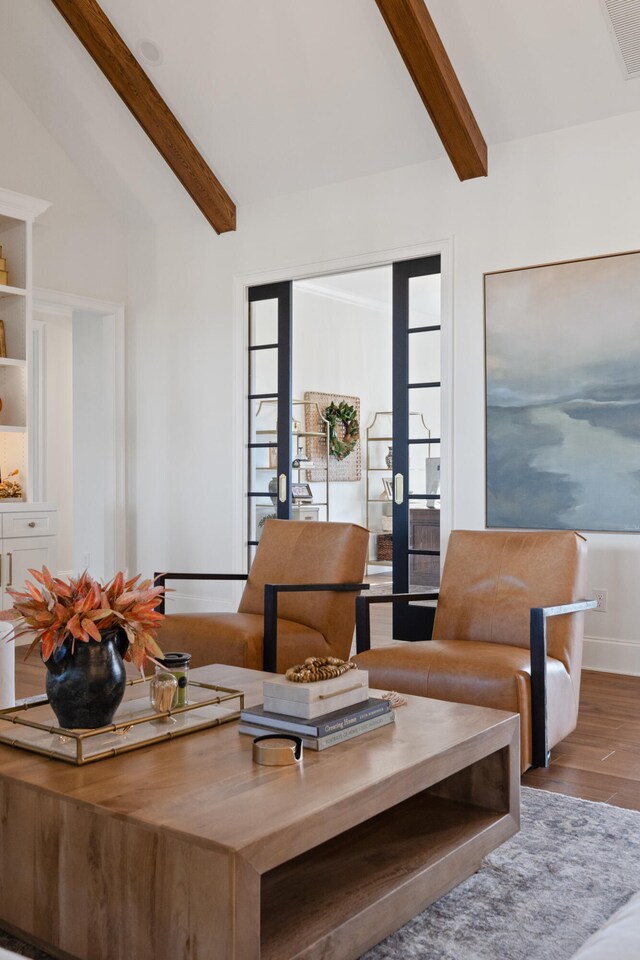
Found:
<box><xmin>247</xmin><ymin>282</ymin><xmax>292</xmax><ymax>564</ymax></box>
<box><xmin>392</xmin><ymin>255</ymin><xmax>442</xmax><ymax>639</ymax></box>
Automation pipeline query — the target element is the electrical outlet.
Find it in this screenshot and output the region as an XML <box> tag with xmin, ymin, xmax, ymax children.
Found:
<box><xmin>593</xmin><ymin>588</ymin><xmax>608</xmax><ymax>612</ymax></box>
<box><xmin>82</xmin><ymin>553</ymin><xmax>91</xmax><ymax>571</ymax></box>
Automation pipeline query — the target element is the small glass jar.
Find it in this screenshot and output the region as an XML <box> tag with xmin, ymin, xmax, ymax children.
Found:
<box><xmin>155</xmin><ymin>652</ymin><xmax>192</xmax><ymax>707</ymax></box>
<box><xmin>149</xmin><ymin>672</ymin><xmax>178</xmax><ymax>720</ymax></box>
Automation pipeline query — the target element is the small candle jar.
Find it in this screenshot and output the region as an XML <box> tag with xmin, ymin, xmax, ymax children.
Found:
<box><xmin>156</xmin><ymin>652</ymin><xmax>192</xmax><ymax>707</ymax></box>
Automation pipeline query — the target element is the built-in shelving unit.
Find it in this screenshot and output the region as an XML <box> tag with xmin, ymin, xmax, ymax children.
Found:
<box><xmin>365</xmin><ymin>411</ymin><xmax>393</xmax><ymax>569</ymax></box>
<box><xmin>365</xmin><ymin>411</ymin><xmax>433</xmax><ymax>572</ymax></box>
<box><xmin>0</xmin><ymin>188</ymin><xmax>51</xmax><ymax>501</ymax></box>
<box><xmin>0</xmin><ymin>189</ymin><xmax>57</xmax><ymax>599</ymax></box>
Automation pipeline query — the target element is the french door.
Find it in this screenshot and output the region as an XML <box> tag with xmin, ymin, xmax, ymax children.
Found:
<box><xmin>391</xmin><ymin>255</ymin><xmax>442</xmax><ymax>640</ymax></box>
<box><xmin>246</xmin><ymin>255</ymin><xmax>443</xmax><ymax>641</ymax></box>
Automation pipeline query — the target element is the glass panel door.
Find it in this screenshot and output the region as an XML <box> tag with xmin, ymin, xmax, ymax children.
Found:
<box><xmin>246</xmin><ymin>256</ymin><xmax>442</xmax><ymax>600</ymax></box>
<box><xmin>247</xmin><ymin>282</ymin><xmax>292</xmax><ymax>567</ymax></box>
<box><xmin>392</xmin><ymin>256</ymin><xmax>442</xmax><ymax>640</ymax></box>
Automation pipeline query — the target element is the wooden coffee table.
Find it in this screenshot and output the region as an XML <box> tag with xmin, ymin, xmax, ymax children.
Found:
<box><xmin>0</xmin><ymin>664</ymin><xmax>519</xmax><ymax>960</ymax></box>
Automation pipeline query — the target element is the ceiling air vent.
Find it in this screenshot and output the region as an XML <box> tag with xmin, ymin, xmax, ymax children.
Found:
<box><xmin>600</xmin><ymin>0</ymin><xmax>640</xmax><ymax>79</ymax></box>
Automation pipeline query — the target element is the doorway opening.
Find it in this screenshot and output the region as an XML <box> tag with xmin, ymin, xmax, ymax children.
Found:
<box><xmin>33</xmin><ymin>290</ymin><xmax>125</xmax><ymax>582</ymax></box>
<box><xmin>246</xmin><ymin>254</ymin><xmax>444</xmax><ymax>635</ymax></box>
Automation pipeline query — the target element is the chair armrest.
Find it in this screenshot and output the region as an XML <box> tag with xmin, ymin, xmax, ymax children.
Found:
<box><xmin>263</xmin><ymin>582</ymin><xmax>370</xmax><ymax>673</ymax></box>
<box><xmin>153</xmin><ymin>572</ymin><xmax>248</xmax><ymax>615</ymax></box>
<box><xmin>530</xmin><ymin>599</ymin><xmax>597</xmax><ymax>768</ymax></box>
<box><xmin>355</xmin><ymin>591</ymin><xmax>440</xmax><ymax>653</ymax></box>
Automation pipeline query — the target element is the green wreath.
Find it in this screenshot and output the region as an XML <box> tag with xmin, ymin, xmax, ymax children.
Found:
<box><xmin>324</xmin><ymin>401</ymin><xmax>360</xmax><ymax>460</ymax></box>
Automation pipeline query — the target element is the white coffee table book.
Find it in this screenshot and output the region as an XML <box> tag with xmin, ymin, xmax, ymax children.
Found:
<box><xmin>263</xmin><ymin>668</ymin><xmax>369</xmax><ymax>719</ymax></box>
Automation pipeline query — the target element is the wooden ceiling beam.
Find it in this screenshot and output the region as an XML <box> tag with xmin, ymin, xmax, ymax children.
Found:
<box><xmin>49</xmin><ymin>0</ymin><xmax>236</xmax><ymax>233</ymax></box>
<box><xmin>374</xmin><ymin>0</ymin><xmax>487</xmax><ymax>180</ymax></box>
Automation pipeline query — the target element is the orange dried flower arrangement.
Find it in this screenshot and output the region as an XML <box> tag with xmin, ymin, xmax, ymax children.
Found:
<box><xmin>0</xmin><ymin>567</ymin><xmax>166</xmax><ymax>670</ymax></box>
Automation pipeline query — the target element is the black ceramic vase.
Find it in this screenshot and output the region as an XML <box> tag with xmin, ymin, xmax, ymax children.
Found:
<box><xmin>44</xmin><ymin>628</ymin><xmax>128</xmax><ymax>729</ymax></box>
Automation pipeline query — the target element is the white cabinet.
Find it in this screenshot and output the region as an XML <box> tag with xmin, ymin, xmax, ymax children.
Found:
<box><xmin>0</xmin><ymin>506</ymin><xmax>57</xmax><ymax>607</ymax></box>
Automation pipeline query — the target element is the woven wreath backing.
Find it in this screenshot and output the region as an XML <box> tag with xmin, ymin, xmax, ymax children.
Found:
<box><xmin>304</xmin><ymin>391</ymin><xmax>362</xmax><ymax>482</ymax></box>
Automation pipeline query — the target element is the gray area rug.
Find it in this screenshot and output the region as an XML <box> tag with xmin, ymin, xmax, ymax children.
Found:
<box><xmin>1</xmin><ymin>787</ymin><xmax>639</xmax><ymax>959</ymax></box>
<box><xmin>363</xmin><ymin>786</ymin><xmax>640</xmax><ymax>959</ymax></box>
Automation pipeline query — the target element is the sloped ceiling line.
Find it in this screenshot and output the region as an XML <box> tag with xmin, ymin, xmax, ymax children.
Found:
<box><xmin>49</xmin><ymin>0</ymin><xmax>236</xmax><ymax>234</ymax></box>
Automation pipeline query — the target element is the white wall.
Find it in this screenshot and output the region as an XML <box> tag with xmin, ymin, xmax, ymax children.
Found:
<box><xmin>125</xmin><ymin>109</ymin><xmax>640</xmax><ymax>671</ymax></box>
<box><xmin>72</xmin><ymin>312</ymin><xmax>109</xmax><ymax>581</ymax></box>
<box><xmin>0</xmin><ymin>72</ymin><xmax>127</xmax><ymax>301</ymax></box>
<box><xmin>125</xmin><ymin>217</ymin><xmax>241</xmax><ymax>613</ymax></box>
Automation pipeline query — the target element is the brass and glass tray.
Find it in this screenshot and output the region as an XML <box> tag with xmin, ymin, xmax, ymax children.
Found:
<box><xmin>0</xmin><ymin>677</ymin><xmax>244</xmax><ymax>765</ymax></box>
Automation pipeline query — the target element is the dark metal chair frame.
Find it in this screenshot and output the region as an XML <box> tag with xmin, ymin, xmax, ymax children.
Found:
<box><xmin>355</xmin><ymin>590</ymin><xmax>596</xmax><ymax>768</ymax></box>
<box><xmin>154</xmin><ymin>572</ymin><xmax>370</xmax><ymax>673</ymax></box>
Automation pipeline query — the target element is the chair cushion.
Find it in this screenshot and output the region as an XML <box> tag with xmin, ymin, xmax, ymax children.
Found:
<box><xmin>157</xmin><ymin>612</ymin><xmax>329</xmax><ymax>671</ymax></box>
<box><xmin>355</xmin><ymin>639</ymin><xmax>577</xmax><ymax>771</ymax></box>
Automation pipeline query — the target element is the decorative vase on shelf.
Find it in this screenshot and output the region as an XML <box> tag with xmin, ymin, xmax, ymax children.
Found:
<box><xmin>385</xmin><ymin>446</ymin><xmax>393</xmax><ymax>469</ymax></box>
<box><xmin>44</xmin><ymin>628</ymin><xmax>128</xmax><ymax>729</ymax></box>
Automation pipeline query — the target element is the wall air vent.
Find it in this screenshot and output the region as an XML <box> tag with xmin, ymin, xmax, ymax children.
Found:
<box><xmin>600</xmin><ymin>0</ymin><xmax>640</xmax><ymax>79</ymax></box>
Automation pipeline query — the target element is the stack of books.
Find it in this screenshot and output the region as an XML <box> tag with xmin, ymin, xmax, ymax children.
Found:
<box><xmin>239</xmin><ymin>669</ymin><xmax>394</xmax><ymax>750</ymax></box>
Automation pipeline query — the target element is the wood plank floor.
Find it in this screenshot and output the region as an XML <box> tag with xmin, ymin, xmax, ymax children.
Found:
<box><xmin>11</xmin><ymin>646</ymin><xmax>640</xmax><ymax>811</ymax></box>
<box><xmin>522</xmin><ymin>670</ymin><xmax>640</xmax><ymax>810</ymax></box>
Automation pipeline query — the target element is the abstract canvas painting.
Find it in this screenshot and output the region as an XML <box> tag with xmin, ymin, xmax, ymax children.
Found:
<box><xmin>485</xmin><ymin>250</ymin><xmax>640</xmax><ymax>531</ymax></box>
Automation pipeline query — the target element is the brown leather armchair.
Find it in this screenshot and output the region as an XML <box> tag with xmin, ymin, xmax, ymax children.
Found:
<box><xmin>354</xmin><ymin>529</ymin><xmax>596</xmax><ymax>771</ymax></box>
<box><xmin>154</xmin><ymin>519</ymin><xmax>369</xmax><ymax>673</ymax></box>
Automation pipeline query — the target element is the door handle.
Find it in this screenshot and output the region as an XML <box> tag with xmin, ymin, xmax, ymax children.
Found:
<box><xmin>7</xmin><ymin>553</ymin><xmax>12</xmax><ymax>588</ymax></box>
<box><xmin>278</xmin><ymin>474</ymin><xmax>287</xmax><ymax>503</ymax></box>
<box><xmin>394</xmin><ymin>473</ymin><xmax>404</xmax><ymax>505</ymax></box>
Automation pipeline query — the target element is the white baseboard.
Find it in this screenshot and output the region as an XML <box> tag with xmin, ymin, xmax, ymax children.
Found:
<box><xmin>583</xmin><ymin>635</ymin><xmax>640</xmax><ymax>676</ymax></box>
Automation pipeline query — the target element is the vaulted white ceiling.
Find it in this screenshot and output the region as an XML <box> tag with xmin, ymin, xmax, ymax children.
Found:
<box><xmin>1</xmin><ymin>0</ymin><xmax>640</xmax><ymax>219</ymax></box>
